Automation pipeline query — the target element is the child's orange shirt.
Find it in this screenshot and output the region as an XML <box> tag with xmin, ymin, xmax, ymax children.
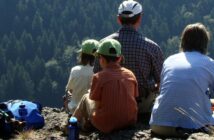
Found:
<box><xmin>90</xmin><ymin>63</ymin><xmax>139</xmax><ymax>133</ymax></box>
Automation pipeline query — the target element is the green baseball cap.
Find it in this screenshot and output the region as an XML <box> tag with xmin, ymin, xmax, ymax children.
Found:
<box><xmin>96</xmin><ymin>39</ymin><xmax>122</xmax><ymax>57</ymax></box>
<box><xmin>77</xmin><ymin>39</ymin><xmax>99</xmax><ymax>55</ymax></box>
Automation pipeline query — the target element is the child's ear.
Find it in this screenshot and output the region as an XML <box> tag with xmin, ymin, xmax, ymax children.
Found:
<box><xmin>117</xmin><ymin>16</ymin><xmax>122</xmax><ymax>25</ymax></box>
<box><xmin>99</xmin><ymin>55</ymin><xmax>104</xmax><ymax>63</ymax></box>
<box><xmin>117</xmin><ymin>56</ymin><xmax>122</xmax><ymax>63</ymax></box>
<box><xmin>99</xmin><ymin>56</ymin><xmax>107</xmax><ymax>68</ymax></box>
<box><xmin>101</xmin><ymin>56</ymin><xmax>106</xmax><ymax>63</ymax></box>
<box><xmin>120</xmin><ymin>55</ymin><xmax>125</xmax><ymax>64</ymax></box>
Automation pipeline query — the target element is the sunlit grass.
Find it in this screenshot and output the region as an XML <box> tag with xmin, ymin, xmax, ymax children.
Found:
<box><xmin>15</xmin><ymin>130</ymin><xmax>35</xmax><ymax>140</ymax></box>
<box><xmin>175</xmin><ymin>105</ymin><xmax>214</xmax><ymax>135</ymax></box>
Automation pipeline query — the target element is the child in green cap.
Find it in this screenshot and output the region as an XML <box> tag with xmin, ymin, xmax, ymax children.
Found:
<box><xmin>64</xmin><ymin>39</ymin><xmax>99</xmax><ymax>114</ymax></box>
<box><xmin>72</xmin><ymin>39</ymin><xmax>139</xmax><ymax>133</ymax></box>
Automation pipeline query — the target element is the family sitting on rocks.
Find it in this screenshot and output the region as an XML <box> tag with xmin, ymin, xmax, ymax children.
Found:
<box><xmin>64</xmin><ymin>0</ymin><xmax>214</xmax><ymax>138</ymax></box>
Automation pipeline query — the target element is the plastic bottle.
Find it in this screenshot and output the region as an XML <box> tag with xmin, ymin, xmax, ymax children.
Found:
<box><xmin>68</xmin><ymin>117</ymin><xmax>79</xmax><ymax>140</ymax></box>
<box><xmin>18</xmin><ymin>104</ymin><xmax>27</xmax><ymax>122</ymax></box>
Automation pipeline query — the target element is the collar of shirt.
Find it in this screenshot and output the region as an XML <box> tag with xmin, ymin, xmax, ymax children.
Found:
<box><xmin>120</xmin><ymin>25</ymin><xmax>137</xmax><ymax>32</ymax></box>
<box><xmin>104</xmin><ymin>62</ymin><xmax>121</xmax><ymax>70</ymax></box>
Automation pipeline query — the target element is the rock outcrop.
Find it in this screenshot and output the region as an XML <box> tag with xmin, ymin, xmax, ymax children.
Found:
<box><xmin>14</xmin><ymin>107</ymin><xmax>214</xmax><ymax>140</ymax></box>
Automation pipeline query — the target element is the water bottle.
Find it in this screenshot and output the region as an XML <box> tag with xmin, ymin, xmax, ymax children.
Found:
<box><xmin>18</xmin><ymin>104</ymin><xmax>27</xmax><ymax>121</ymax></box>
<box><xmin>68</xmin><ymin>117</ymin><xmax>79</xmax><ymax>140</ymax></box>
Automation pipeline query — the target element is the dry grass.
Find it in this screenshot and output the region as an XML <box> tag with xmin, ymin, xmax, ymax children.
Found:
<box><xmin>175</xmin><ymin>106</ymin><xmax>214</xmax><ymax>135</ymax></box>
<box><xmin>15</xmin><ymin>130</ymin><xmax>35</xmax><ymax>140</ymax></box>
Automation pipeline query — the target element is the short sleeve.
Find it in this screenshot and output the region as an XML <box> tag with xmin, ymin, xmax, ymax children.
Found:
<box><xmin>152</xmin><ymin>45</ymin><xmax>164</xmax><ymax>83</ymax></box>
<box><xmin>66</xmin><ymin>68</ymin><xmax>75</xmax><ymax>90</ymax></box>
<box><xmin>131</xmin><ymin>72</ymin><xmax>139</xmax><ymax>98</ymax></box>
<box><xmin>90</xmin><ymin>75</ymin><xmax>102</xmax><ymax>101</ymax></box>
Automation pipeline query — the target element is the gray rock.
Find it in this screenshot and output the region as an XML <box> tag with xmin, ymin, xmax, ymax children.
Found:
<box><xmin>15</xmin><ymin>107</ymin><xmax>214</xmax><ymax>140</ymax></box>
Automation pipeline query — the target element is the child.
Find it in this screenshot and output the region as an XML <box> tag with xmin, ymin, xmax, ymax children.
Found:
<box><xmin>73</xmin><ymin>39</ymin><xmax>139</xmax><ymax>133</ymax></box>
<box><xmin>65</xmin><ymin>39</ymin><xmax>99</xmax><ymax>114</ymax></box>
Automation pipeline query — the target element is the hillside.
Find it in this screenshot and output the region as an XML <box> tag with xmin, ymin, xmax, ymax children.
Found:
<box><xmin>12</xmin><ymin>107</ymin><xmax>213</xmax><ymax>140</ymax></box>
<box><xmin>0</xmin><ymin>0</ymin><xmax>214</xmax><ymax>106</ymax></box>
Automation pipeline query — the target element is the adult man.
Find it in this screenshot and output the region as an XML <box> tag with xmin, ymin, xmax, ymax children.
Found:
<box><xmin>94</xmin><ymin>0</ymin><xmax>164</xmax><ymax>114</ymax></box>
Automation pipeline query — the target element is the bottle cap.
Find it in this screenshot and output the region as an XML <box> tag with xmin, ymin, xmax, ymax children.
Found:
<box><xmin>69</xmin><ymin>117</ymin><xmax>77</xmax><ymax>123</ymax></box>
<box><xmin>19</xmin><ymin>104</ymin><xmax>26</xmax><ymax>108</ymax></box>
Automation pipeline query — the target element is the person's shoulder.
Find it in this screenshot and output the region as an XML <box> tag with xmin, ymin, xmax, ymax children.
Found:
<box><xmin>135</xmin><ymin>35</ymin><xmax>161</xmax><ymax>51</ymax></box>
<box><xmin>165</xmin><ymin>53</ymin><xmax>181</xmax><ymax>62</ymax></box>
<box><xmin>121</xmin><ymin>67</ymin><xmax>133</xmax><ymax>73</ymax></box>
<box><xmin>121</xmin><ymin>67</ymin><xmax>137</xmax><ymax>78</ymax></box>
<box><xmin>100</xmin><ymin>32</ymin><xmax>119</xmax><ymax>42</ymax></box>
<box><xmin>140</xmin><ymin>37</ymin><xmax>163</xmax><ymax>56</ymax></box>
<box><xmin>206</xmin><ymin>57</ymin><xmax>214</xmax><ymax>69</ymax></box>
<box><xmin>71</xmin><ymin>65</ymin><xmax>83</xmax><ymax>71</ymax></box>
<box><xmin>192</xmin><ymin>53</ymin><xmax>214</xmax><ymax>71</ymax></box>
<box><xmin>83</xmin><ymin>65</ymin><xmax>94</xmax><ymax>70</ymax></box>
<box><xmin>197</xmin><ymin>52</ymin><xmax>213</xmax><ymax>61</ymax></box>
<box><xmin>71</xmin><ymin>65</ymin><xmax>89</xmax><ymax>75</ymax></box>
<box><xmin>208</xmin><ymin>57</ymin><xmax>214</xmax><ymax>62</ymax></box>
<box><xmin>143</xmin><ymin>37</ymin><xmax>159</xmax><ymax>48</ymax></box>
<box><xmin>92</xmin><ymin>70</ymin><xmax>109</xmax><ymax>84</ymax></box>
<box><xmin>93</xmin><ymin>70</ymin><xmax>106</xmax><ymax>78</ymax></box>
<box><xmin>186</xmin><ymin>52</ymin><xmax>214</xmax><ymax>63</ymax></box>
<box><xmin>201</xmin><ymin>54</ymin><xmax>214</xmax><ymax>64</ymax></box>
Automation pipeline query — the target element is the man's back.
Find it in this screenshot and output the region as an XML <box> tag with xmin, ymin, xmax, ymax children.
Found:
<box><xmin>94</xmin><ymin>0</ymin><xmax>164</xmax><ymax>114</ymax></box>
<box><xmin>94</xmin><ymin>26</ymin><xmax>163</xmax><ymax>97</ymax></box>
<box><xmin>119</xmin><ymin>26</ymin><xmax>163</xmax><ymax>93</ymax></box>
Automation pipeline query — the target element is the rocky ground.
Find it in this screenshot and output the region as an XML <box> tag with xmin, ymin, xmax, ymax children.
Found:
<box><xmin>13</xmin><ymin>107</ymin><xmax>214</xmax><ymax>140</ymax></box>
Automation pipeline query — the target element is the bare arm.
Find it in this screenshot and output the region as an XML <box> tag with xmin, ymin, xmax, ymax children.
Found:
<box><xmin>94</xmin><ymin>101</ymin><xmax>100</xmax><ymax>109</ymax></box>
<box><xmin>66</xmin><ymin>89</ymin><xmax>72</xmax><ymax>99</ymax></box>
<box><xmin>211</xmin><ymin>99</ymin><xmax>214</xmax><ymax>106</ymax></box>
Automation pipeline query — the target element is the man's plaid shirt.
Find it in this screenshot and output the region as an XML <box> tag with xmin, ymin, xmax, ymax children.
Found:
<box><xmin>94</xmin><ymin>26</ymin><xmax>164</xmax><ymax>96</ymax></box>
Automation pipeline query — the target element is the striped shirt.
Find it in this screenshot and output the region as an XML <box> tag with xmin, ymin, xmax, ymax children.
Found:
<box><xmin>90</xmin><ymin>63</ymin><xmax>138</xmax><ymax>133</ymax></box>
<box><xmin>94</xmin><ymin>26</ymin><xmax>163</xmax><ymax>97</ymax></box>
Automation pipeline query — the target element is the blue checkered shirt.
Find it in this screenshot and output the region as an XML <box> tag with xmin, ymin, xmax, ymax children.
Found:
<box><xmin>94</xmin><ymin>26</ymin><xmax>164</xmax><ymax>97</ymax></box>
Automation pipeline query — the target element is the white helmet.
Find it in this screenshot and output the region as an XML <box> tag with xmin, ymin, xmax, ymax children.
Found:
<box><xmin>118</xmin><ymin>0</ymin><xmax>143</xmax><ymax>18</ymax></box>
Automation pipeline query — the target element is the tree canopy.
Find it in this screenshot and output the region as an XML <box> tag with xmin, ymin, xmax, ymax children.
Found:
<box><xmin>0</xmin><ymin>0</ymin><xmax>214</xmax><ymax>107</ymax></box>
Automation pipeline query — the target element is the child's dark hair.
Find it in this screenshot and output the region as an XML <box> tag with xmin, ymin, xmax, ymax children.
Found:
<box><xmin>80</xmin><ymin>53</ymin><xmax>95</xmax><ymax>66</ymax></box>
<box><xmin>99</xmin><ymin>54</ymin><xmax>120</xmax><ymax>63</ymax></box>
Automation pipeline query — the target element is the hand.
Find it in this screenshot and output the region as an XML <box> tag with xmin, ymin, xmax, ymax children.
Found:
<box><xmin>210</xmin><ymin>99</ymin><xmax>214</xmax><ymax>106</ymax></box>
<box><xmin>67</xmin><ymin>90</ymin><xmax>72</xmax><ymax>99</ymax></box>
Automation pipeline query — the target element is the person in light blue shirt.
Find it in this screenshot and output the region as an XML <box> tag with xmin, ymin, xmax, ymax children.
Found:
<box><xmin>150</xmin><ymin>23</ymin><xmax>214</xmax><ymax>137</ymax></box>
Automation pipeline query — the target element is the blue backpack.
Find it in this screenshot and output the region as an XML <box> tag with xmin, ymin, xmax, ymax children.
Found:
<box><xmin>4</xmin><ymin>100</ymin><xmax>45</xmax><ymax>129</ymax></box>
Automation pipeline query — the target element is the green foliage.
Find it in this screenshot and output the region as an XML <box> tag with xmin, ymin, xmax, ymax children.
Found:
<box><xmin>0</xmin><ymin>0</ymin><xmax>214</xmax><ymax>107</ymax></box>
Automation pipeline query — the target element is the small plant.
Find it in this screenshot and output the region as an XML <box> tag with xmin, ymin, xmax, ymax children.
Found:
<box><xmin>15</xmin><ymin>130</ymin><xmax>35</xmax><ymax>140</ymax></box>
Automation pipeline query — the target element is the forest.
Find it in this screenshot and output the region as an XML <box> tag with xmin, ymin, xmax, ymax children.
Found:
<box><xmin>0</xmin><ymin>0</ymin><xmax>214</xmax><ymax>107</ymax></box>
